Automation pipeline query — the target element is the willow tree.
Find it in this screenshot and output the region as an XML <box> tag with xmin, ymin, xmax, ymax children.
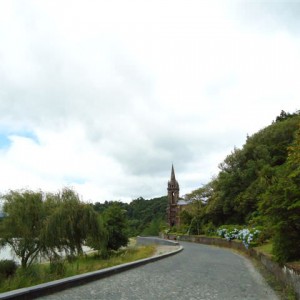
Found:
<box><xmin>0</xmin><ymin>190</ymin><xmax>47</xmax><ymax>268</ymax></box>
<box><xmin>42</xmin><ymin>188</ymin><xmax>107</xmax><ymax>259</ymax></box>
<box><xmin>0</xmin><ymin>188</ymin><xmax>107</xmax><ymax>268</ymax></box>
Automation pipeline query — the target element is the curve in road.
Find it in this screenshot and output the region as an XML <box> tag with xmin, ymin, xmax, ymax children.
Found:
<box><xmin>41</xmin><ymin>241</ymin><xmax>279</xmax><ymax>300</ymax></box>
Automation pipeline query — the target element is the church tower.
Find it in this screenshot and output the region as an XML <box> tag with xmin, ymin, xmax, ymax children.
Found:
<box><xmin>167</xmin><ymin>164</ymin><xmax>180</xmax><ymax>227</ymax></box>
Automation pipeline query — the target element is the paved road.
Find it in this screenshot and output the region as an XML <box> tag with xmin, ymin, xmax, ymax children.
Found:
<box><xmin>41</xmin><ymin>242</ymin><xmax>279</xmax><ymax>300</ymax></box>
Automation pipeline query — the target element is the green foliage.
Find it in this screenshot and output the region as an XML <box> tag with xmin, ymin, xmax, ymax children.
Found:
<box><xmin>204</xmin><ymin>112</ymin><xmax>300</xmax><ymax>227</ymax></box>
<box><xmin>93</xmin><ymin>200</ymin><xmax>129</xmax><ymax>214</ymax></box>
<box><xmin>0</xmin><ymin>245</ymin><xmax>156</xmax><ymax>293</ymax></box>
<box><xmin>0</xmin><ymin>260</ymin><xmax>18</xmax><ymax>279</ymax></box>
<box><xmin>49</xmin><ymin>258</ymin><xmax>66</xmax><ymax>276</ymax></box>
<box><xmin>275</xmin><ymin>109</ymin><xmax>299</xmax><ymax>123</ymax></box>
<box><xmin>0</xmin><ymin>190</ymin><xmax>46</xmax><ymax>268</ymax></box>
<box><xmin>187</xmin><ymin>110</ymin><xmax>300</xmax><ymax>262</ymax></box>
<box><xmin>0</xmin><ymin>188</ymin><xmax>107</xmax><ymax>268</ymax></box>
<box><xmin>85</xmin><ymin>214</ymin><xmax>108</xmax><ymax>254</ymax></box>
<box><xmin>179</xmin><ymin>210</ymin><xmax>193</xmax><ymax>226</ymax></box>
<box><xmin>127</xmin><ymin>196</ymin><xmax>168</xmax><ymax>236</ymax></box>
<box><xmin>93</xmin><ymin>196</ymin><xmax>168</xmax><ymax>237</ymax></box>
<box><xmin>141</xmin><ymin>218</ymin><xmax>162</xmax><ymax>236</ymax></box>
<box><xmin>103</xmin><ymin>204</ymin><xmax>129</xmax><ymax>251</ymax></box>
<box><xmin>184</xmin><ymin>185</ymin><xmax>213</xmax><ymax>203</ymax></box>
<box><xmin>202</xmin><ymin>222</ymin><xmax>216</xmax><ymax>236</ymax></box>
<box><xmin>43</xmin><ymin>188</ymin><xmax>106</xmax><ymax>258</ymax></box>
<box><xmin>183</xmin><ymin>186</ymin><xmax>212</xmax><ymax>235</ymax></box>
<box><xmin>258</xmin><ymin>125</ymin><xmax>300</xmax><ymax>262</ymax></box>
<box><xmin>188</xmin><ymin>216</ymin><xmax>203</xmax><ymax>235</ymax></box>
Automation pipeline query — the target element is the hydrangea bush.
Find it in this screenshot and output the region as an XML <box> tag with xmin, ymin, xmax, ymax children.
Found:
<box><xmin>217</xmin><ymin>226</ymin><xmax>261</xmax><ymax>249</ymax></box>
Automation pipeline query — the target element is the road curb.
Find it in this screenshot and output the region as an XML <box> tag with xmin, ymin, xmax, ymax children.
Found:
<box><xmin>0</xmin><ymin>245</ymin><xmax>183</xmax><ymax>300</ymax></box>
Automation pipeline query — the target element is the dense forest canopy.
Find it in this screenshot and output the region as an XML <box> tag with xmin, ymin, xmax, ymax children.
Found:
<box><xmin>93</xmin><ymin>196</ymin><xmax>168</xmax><ymax>237</ymax></box>
<box><xmin>181</xmin><ymin>110</ymin><xmax>300</xmax><ymax>262</ymax></box>
<box><xmin>202</xmin><ymin>110</ymin><xmax>300</xmax><ymax>226</ymax></box>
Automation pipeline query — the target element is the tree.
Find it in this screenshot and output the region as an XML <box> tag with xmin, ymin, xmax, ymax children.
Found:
<box><xmin>103</xmin><ymin>204</ymin><xmax>129</xmax><ymax>251</ymax></box>
<box><xmin>0</xmin><ymin>190</ymin><xmax>46</xmax><ymax>268</ymax></box>
<box><xmin>259</xmin><ymin>124</ymin><xmax>300</xmax><ymax>262</ymax></box>
<box><xmin>42</xmin><ymin>188</ymin><xmax>106</xmax><ymax>258</ymax></box>
<box><xmin>0</xmin><ymin>188</ymin><xmax>107</xmax><ymax>268</ymax></box>
<box><xmin>184</xmin><ymin>186</ymin><xmax>209</xmax><ymax>235</ymax></box>
<box><xmin>202</xmin><ymin>113</ymin><xmax>300</xmax><ymax>226</ymax></box>
<box><xmin>141</xmin><ymin>218</ymin><xmax>162</xmax><ymax>236</ymax></box>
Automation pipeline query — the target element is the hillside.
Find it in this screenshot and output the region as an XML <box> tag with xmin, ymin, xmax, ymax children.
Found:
<box><xmin>184</xmin><ymin>110</ymin><xmax>300</xmax><ymax>262</ymax></box>
<box><xmin>93</xmin><ymin>196</ymin><xmax>168</xmax><ymax>236</ymax></box>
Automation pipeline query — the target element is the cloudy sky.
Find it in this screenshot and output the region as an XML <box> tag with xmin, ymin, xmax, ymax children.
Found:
<box><xmin>0</xmin><ymin>1</ymin><xmax>299</xmax><ymax>202</ymax></box>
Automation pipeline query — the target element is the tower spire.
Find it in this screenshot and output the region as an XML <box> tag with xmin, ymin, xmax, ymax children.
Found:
<box><xmin>171</xmin><ymin>164</ymin><xmax>176</xmax><ymax>181</ymax></box>
<box><xmin>167</xmin><ymin>164</ymin><xmax>180</xmax><ymax>227</ymax></box>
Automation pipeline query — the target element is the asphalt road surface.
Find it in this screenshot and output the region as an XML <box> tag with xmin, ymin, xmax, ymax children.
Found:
<box><xmin>41</xmin><ymin>241</ymin><xmax>279</xmax><ymax>300</ymax></box>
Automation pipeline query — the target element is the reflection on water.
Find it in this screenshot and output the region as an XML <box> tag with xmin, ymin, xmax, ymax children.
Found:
<box><xmin>0</xmin><ymin>245</ymin><xmax>20</xmax><ymax>262</ymax></box>
<box><xmin>0</xmin><ymin>245</ymin><xmax>92</xmax><ymax>263</ymax></box>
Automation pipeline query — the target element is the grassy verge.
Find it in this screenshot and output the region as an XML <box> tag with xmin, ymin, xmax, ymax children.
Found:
<box><xmin>0</xmin><ymin>245</ymin><xmax>156</xmax><ymax>293</ymax></box>
<box><xmin>254</xmin><ymin>242</ymin><xmax>300</xmax><ymax>273</ymax></box>
<box><xmin>250</xmin><ymin>255</ymin><xmax>297</xmax><ymax>300</ymax></box>
<box><xmin>254</xmin><ymin>242</ymin><xmax>273</xmax><ymax>258</ymax></box>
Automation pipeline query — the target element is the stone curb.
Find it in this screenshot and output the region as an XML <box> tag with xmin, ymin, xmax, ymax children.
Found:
<box><xmin>0</xmin><ymin>245</ymin><xmax>183</xmax><ymax>300</ymax></box>
<box><xmin>137</xmin><ymin>236</ymin><xmax>180</xmax><ymax>246</ymax></box>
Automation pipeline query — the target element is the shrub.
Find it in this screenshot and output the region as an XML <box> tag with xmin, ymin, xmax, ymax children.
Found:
<box><xmin>203</xmin><ymin>222</ymin><xmax>216</xmax><ymax>236</ymax></box>
<box><xmin>272</xmin><ymin>225</ymin><xmax>300</xmax><ymax>263</ymax></box>
<box><xmin>188</xmin><ymin>216</ymin><xmax>203</xmax><ymax>235</ymax></box>
<box><xmin>216</xmin><ymin>226</ymin><xmax>261</xmax><ymax>249</ymax></box>
<box><xmin>0</xmin><ymin>260</ymin><xmax>18</xmax><ymax>278</ymax></box>
<box><xmin>174</xmin><ymin>225</ymin><xmax>189</xmax><ymax>235</ymax></box>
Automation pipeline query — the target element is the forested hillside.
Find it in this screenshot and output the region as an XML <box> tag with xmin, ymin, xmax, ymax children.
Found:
<box><xmin>93</xmin><ymin>196</ymin><xmax>168</xmax><ymax>237</ymax></box>
<box><xmin>183</xmin><ymin>110</ymin><xmax>300</xmax><ymax>262</ymax></box>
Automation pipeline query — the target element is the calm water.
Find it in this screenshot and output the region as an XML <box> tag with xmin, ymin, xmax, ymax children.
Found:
<box><xmin>0</xmin><ymin>245</ymin><xmax>20</xmax><ymax>262</ymax></box>
<box><xmin>0</xmin><ymin>245</ymin><xmax>92</xmax><ymax>263</ymax></box>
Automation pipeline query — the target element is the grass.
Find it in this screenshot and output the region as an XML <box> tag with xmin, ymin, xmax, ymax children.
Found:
<box><xmin>0</xmin><ymin>245</ymin><xmax>156</xmax><ymax>293</ymax></box>
<box><xmin>254</xmin><ymin>242</ymin><xmax>300</xmax><ymax>273</ymax></box>
<box><xmin>254</xmin><ymin>242</ymin><xmax>273</xmax><ymax>258</ymax></box>
<box><xmin>251</xmin><ymin>242</ymin><xmax>298</xmax><ymax>300</ymax></box>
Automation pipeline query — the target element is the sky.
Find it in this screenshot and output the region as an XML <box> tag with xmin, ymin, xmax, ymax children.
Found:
<box><xmin>0</xmin><ymin>0</ymin><xmax>300</xmax><ymax>203</ymax></box>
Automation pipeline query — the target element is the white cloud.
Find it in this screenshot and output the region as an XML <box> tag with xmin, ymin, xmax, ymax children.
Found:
<box><xmin>0</xmin><ymin>0</ymin><xmax>299</xmax><ymax>202</ymax></box>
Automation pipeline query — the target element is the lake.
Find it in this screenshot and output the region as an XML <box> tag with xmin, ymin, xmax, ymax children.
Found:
<box><xmin>0</xmin><ymin>245</ymin><xmax>20</xmax><ymax>262</ymax></box>
<box><xmin>0</xmin><ymin>245</ymin><xmax>93</xmax><ymax>263</ymax></box>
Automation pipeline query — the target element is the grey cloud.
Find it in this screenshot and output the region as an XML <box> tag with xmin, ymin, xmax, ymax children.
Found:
<box><xmin>2</xmin><ymin>1</ymin><xmax>299</xmax><ymax>201</ymax></box>
<box><xmin>234</xmin><ymin>1</ymin><xmax>300</xmax><ymax>34</ymax></box>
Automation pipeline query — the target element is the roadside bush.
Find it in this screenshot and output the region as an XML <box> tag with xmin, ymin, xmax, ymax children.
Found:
<box><xmin>203</xmin><ymin>222</ymin><xmax>217</xmax><ymax>236</ymax></box>
<box><xmin>174</xmin><ymin>225</ymin><xmax>189</xmax><ymax>235</ymax></box>
<box><xmin>0</xmin><ymin>260</ymin><xmax>18</xmax><ymax>278</ymax></box>
<box><xmin>188</xmin><ymin>216</ymin><xmax>203</xmax><ymax>235</ymax></box>
<box><xmin>217</xmin><ymin>225</ymin><xmax>261</xmax><ymax>248</ymax></box>
<box><xmin>272</xmin><ymin>225</ymin><xmax>300</xmax><ymax>263</ymax></box>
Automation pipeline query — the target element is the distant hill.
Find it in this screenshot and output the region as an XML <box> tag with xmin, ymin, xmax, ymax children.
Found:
<box><xmin>93</xmin><ymin>196</ymin><xmax>168</xmax><ymax>236</ymax></box>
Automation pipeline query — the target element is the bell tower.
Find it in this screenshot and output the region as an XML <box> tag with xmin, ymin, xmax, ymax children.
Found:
<box><xmin>167</xmin><ymin>164</ymin><xmax>179</xmax><ymax>227</ymax></box>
